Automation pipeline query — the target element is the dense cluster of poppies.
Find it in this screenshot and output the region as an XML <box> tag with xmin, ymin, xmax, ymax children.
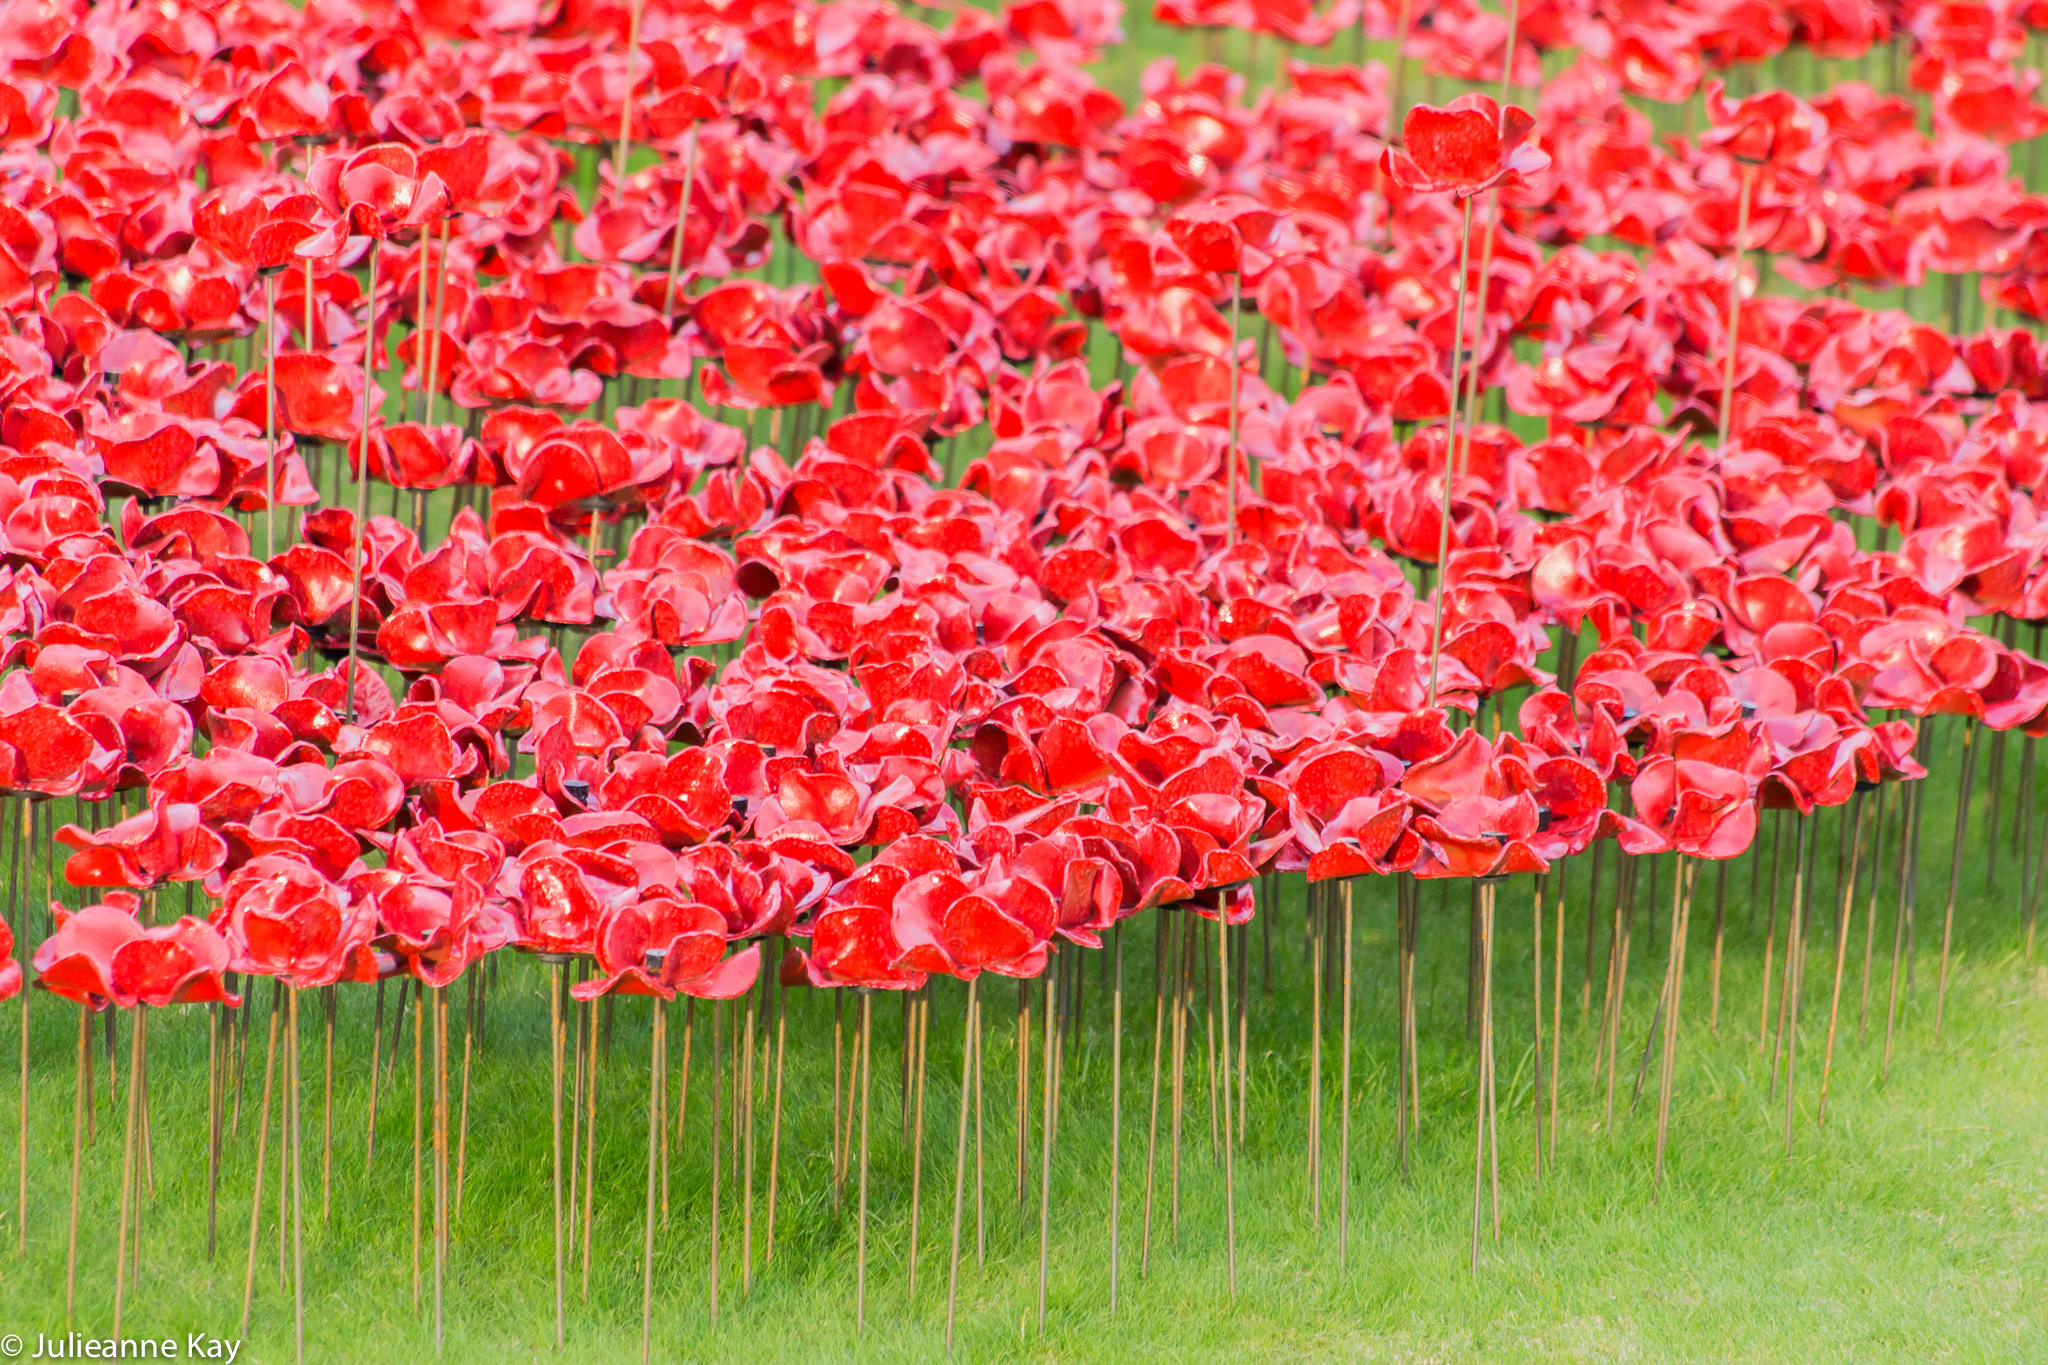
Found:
<box><xmin>3</xmin><ymin>0</ymin><xmax>2046</xmax><ymax>1348</ymax></box>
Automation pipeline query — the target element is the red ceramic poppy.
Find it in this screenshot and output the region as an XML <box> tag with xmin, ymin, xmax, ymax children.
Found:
<box><xmin>1701</xmin><ymin>81</ymin><xmax>1830</xmax><ymax>169</ymax></box>
<box><xmin>309</xmin><ymin>143</ymin><xmax>453</xmax><ymax>240</ymax></box>
<box><xmin>570</xmin><ymin>892</ymin><xmax>760</xmax><ymax>1000</ymax></box>
<box><xmin>216</xmin><ymin>853</ymin><xmax>378</xmax><ymax>987</ymax></box>
<box><xmin>239</xmin><ymin>61</ymin><xmax>336</xmax><ymax>143</ymax></box>
<box><xmin>56</xmin><ymin>798</ymin><xmax>227</xmax><ymax>887</ymax></box>
<box><xmin>1629</xmin><ymin>755</ymin><xmax>1758</xmax><ymax>858</ymax></box>
<box><xmin>35</xmin><ymin>892</ymin><xmax>238</xmax><ymax>1009</ymax></box>
<box><xmin>1383</xmin><ymin>96</ymin><xmax>1549</xmax><ymax>198</ymax></box>
<box><xmin>1163</xmin><ymin>195</ymin><xmax>1282</xmax><ymax>276</ymax></box>
<box><xmin>0</xmin><ymin>701</ymin><xmax>118</xmax><ymax>798</ymax></box>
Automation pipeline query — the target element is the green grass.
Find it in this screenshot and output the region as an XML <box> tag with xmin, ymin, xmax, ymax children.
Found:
<box><xmin>1</xmin><ymin>743</ymin><xmax>2046</xmax><ymax>1363</ymax></box>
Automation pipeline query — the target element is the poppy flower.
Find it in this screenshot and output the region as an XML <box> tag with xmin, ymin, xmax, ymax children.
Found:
<box><xmin>1163</xmin><ymin>195</ymin><xmax>1282</xmax><ymax>275</ymax></box>
<box><xmin>1700</xmin><ymin>81</ymin><xmax>1830</xmax><ymax>171</ymax></box>
<box><xmin>1383</xmin><ymin>96</ymin><xmax>1549</xmax><ymax>198</ymax></box>
<box><xmin>1630</xmin><ymin>755</ymin><xmax>1758</xmax><ymax>858</ymax></box>
<box><xmin>237</xmin><ymin>61</ymin><xmax>336</xmax><ymax>144</ymax></box>
<box><xmin>216</xmin><ymin>853</ymin><xmax>378</xmax><ymax>987</ymax></box>
<box><xmin>35</xmin><ymin>892</ymin><xmax>238</xmax><ymax>1009</ymax></box>
<box><xmin>357</xmin><ymin>422</ymin><xmax>477</xmax><ymax>492</ymax></box>
<box><xmin>308</xmin><ymin>143</ymin><xmax>457</xmax><ymax>241</ymax></box>
<box><xmin>241</xmin><ymin>352</ymin><xmax>375</xmax><ymax>444</ymax></box>
<box><xmin>0</xmin><ymin>700</ymin><xmax>119</xmax><ymax>799</ymax></box>
<box><xmin>350</xmin><ymin>868</ymin><xmax>512</xmax><ymax>986</ymax></box>
<box><xmin>570</xmin><ymin>893</ymin><xmax>761</xmax><ymax>1000</ymax></box>
<box><xmin>56</xmin><ymin>798</ymin><xmax>227</xmax><ymax>887</ymax></box>
<box><xmin>807</xmin><ymin>842</ymin><xmax>952</xmax><ymax>989</ymax></box>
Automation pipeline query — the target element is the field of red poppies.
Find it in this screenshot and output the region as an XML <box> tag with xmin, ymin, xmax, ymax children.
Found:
<box><xmin>3</xmin><ymin>0</ymin><xmax>2048</xmax><ymax>1357</ymax></box>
